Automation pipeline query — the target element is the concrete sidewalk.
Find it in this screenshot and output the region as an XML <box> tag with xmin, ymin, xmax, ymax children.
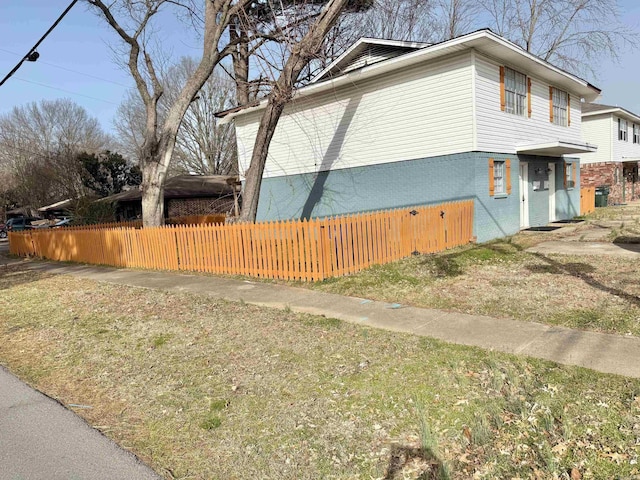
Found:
<box><xmin>14</xmin><ymin>259</ymin><xmax>640</xmax><ymax>379</ymax></box>
<box><xmin>0</xmin><ymin>365</ymin><xmax>160</xmax><ymax>480</ymax></box>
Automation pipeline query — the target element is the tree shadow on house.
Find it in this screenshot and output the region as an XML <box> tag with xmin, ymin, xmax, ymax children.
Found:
<box><xmin>383</xmin><ymin>443</ymin><xmax>450</xmax><ymax>480</ymax></box>
<box><xmin>300</xmin><ymin>93</ymin><xmax>363</xmax><ymax>219</ymax></box>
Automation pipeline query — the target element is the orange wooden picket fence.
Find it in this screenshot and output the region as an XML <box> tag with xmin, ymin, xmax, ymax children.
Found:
<box><xmin>9</xmin><ymin>200</ymin><xmax>474</xmax><ymax>281</ymax></box>
<box><xmin>580</xmin><ymin>186</ymin><xmax>595</xmax><ymax>215</ymax></box>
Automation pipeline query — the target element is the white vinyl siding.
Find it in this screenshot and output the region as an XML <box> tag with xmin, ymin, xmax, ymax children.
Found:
<box><xmin>579</xmin><ymin>116</ymin><xmax>612</xmax><ymax>164</ymax></box>
<box><xmin>613</xmin><ymin>115</ymin><xmax>640</xmax><ymax>162</ymax></box>
<box><xmin>475</xmin><ymin>54</ymin><xmax>582</xmax><ymax>153</ymax></box>
<box><xmin>235</xmin><ymin>54</ymin><xmax>474</xmax><ymax>179</ymax></box>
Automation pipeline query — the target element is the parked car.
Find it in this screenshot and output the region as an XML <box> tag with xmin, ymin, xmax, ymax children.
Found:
<box><xmin>53</xmin><ymin>218</ymin><xmax>75</xmax><ymax>228</ymax></box>
<box><xmin>0</xmin><ymin>222</ymin><xmax>6</xmax><ymax>239</ymax></box>
<box><xmin>5</xmin><ymin>217</ymin><xmax>39</xmax><ymax>232</ymax></box>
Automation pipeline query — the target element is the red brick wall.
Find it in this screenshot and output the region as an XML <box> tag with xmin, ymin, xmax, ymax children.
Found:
<box><xmin>581</xmin><ymin>162</ymin><xmax>640</xmax><ymax>205</ymax></box>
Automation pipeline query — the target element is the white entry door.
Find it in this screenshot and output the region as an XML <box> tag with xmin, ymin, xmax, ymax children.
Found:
<box><xmin>548</xmin><ymin>163</ymin><xmax>556</xmax><ymax>222</ymax></box>
<box><xmin>519</xmin><ymin>163</ymin><xmax>529</xmax><ymax>229</ymax></box>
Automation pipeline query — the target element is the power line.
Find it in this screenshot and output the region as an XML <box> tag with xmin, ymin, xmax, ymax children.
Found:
<box><xmin>0</xmin><ymin>0</ymin><xmax>80</xmax><ymax>87</ymax></box>
<box><xmin>0</xmin><ymin>48</ymin><xmax>131</xmax><ymax>89</ymax></box>
<box><xmin>14</xmin><ymin>77</ymin><xmax>118</xmax><ymax>105</ymax></box>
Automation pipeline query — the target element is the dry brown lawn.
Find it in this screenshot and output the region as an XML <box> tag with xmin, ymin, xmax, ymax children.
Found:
<box><xmin>309</xmin><ymin>229</ymin><xmax>640</xmax><ymax>336</ymax></box>
<box><xmin>1</xmin><ymin>265</ymin><xmax>640</xmax><ymax>479</ymax></box>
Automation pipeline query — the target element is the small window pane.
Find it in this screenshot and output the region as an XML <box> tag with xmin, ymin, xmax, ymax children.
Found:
<box><xmin>494</xmin><ymin>161</ymin><xmax>506</xmax><ymax>194</ymax></box>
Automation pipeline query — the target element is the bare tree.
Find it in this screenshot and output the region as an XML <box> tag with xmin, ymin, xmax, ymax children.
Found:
<box><xmin>115</xmin><ymin>58</ymin><xmax>238</xmax><ymax>176</ymax></box>
<box><xmin>435</xmin><ymin>0</ymin><xmax>479</xmax><ymax>40</ymax></box>
<box><xmin>359</xmin><ymin>0</ymin><xmax>435</xmax><ymax>41</ymax></box>
<box><xmin>0</xmin><ymin>98</ymin><xmax>110</xmax><ymax>206</ymax></box>
<box><xmin>87</xmin><ymin>0</ymin><xmax>253</xmax><ymax>226</ymax></box>
<box><xmin>240</xmin><ymin>0</ymin><xmax>372</xmax><ymax>222</ymax></box>
<box><xmin>479</xmin><ymin>0</ymin><xmax>637</xmax><ymax>75</ymax></box>
<box><xmin>169</xmin><ymin>58</ymin><xmax>238</xmax><ymax>175</ymax></box>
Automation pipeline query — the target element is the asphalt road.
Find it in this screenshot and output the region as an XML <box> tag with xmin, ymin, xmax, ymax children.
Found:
<box><xmin>0</xmin><ymin>366</ymin><xmax>161</xmax><ymax>480</ymax></box>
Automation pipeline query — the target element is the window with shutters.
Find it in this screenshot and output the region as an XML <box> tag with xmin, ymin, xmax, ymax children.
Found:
<box><xmin>551</xmin><ymin>87</ymin><xmax>569</xmax><ymax>126</ymax></box>
<box><xmin>619</xmin><ymin>118</ymin><xmax>628</xmax><ymax>141</ymax></box>
<box><xmin>489</xmin><ymin>158</ymin><xmax>511</xmax><ymax>196</ymax></box>
<box><xmin>634</xmin><ymin>124</ymin><xmax>640</xmax><ymax>144</ymax></box>
<box><xmin>503</xmin><ymin>67</ymin><xmax>527</xmax><ymax>116</ymax></box>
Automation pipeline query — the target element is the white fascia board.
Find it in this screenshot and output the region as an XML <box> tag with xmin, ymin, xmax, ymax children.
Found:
<box><xmin>310</xmin><ymin>37</ymin><xmax>431</xmax><ymax>83</ymax></box>
<box><xmin>223</xmin><ymin>30</ymin><xmax>600</xmax><ymax>123</ymax></box>
<box><xmin>516</xmin><ymin>140</ymin><xmax>598</xmax><ymax>156</ymax></box>
<box><xmin>582</xmin><ymin>108</ymin><xmax>640</xmax><ymax>124</ymax></box>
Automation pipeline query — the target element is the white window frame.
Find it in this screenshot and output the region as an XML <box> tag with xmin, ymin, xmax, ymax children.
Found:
<box><xmin>552</xmin><ymin>87</ymin><xmax>568</xmax><ymax>126</ymax></box>
<box><xmin>494</xmin><ymin>160</ymin><xmax>506</xmax><ymax>195</ymax></box>
<box><xmin>504</xmin><ymin>67</ymin><xmax>527</xmax><ymax>117</ymax></box>
<box><xmin>565</xmin><ymin>163</ymin><xmax>575</xmax><ymax>189</ymax></box>
<box><xmin>619</xmin><ymin>118</ymin><xmax>628</xmax><ymax>141</ymax></box>
<box><xmin>633</xmin><ymin>123</ymin><xmax>639</xmax><ymax>144</ymax></box>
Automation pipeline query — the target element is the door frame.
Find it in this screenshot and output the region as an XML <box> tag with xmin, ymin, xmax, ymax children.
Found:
<box><xmin>519</xmin><ymin>162</ymin><xmax>529</xmax><ymax>229</ymax></box>
<box><xmin>548</xmin><ymin>163</ymin><xmax>556</xmax><ymax>222</ymax></box>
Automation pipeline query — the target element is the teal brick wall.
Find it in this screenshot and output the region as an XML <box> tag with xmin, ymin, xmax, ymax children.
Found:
<box><xmin>254</xmin><ymin>152</ymin><xmax>577</xmax><ymax>243</ymax></box>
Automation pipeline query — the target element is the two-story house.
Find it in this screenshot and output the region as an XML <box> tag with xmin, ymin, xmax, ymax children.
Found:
<box><xmin>220</xmin><ymin>29</ymin><xmax>601</xmax><ymax>242</ymax></box>
<box><xmin>579</xmin><ymin>103</ymin><xmax>640</xmax><ymax>205</ymax></box>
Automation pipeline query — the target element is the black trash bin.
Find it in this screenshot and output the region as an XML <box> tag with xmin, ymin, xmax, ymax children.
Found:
<box><xmin>595</xmin><ymin>185</ymin><xmax>610</xmax><ymax>207</ymax></box>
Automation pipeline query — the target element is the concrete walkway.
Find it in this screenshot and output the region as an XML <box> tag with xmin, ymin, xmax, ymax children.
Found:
<box><xmin>0</xmin><ymin>365</ymin><xmax>160</xmax><ymax>480</ymax></box>
<box><xmin>11</xmin><ymin>259</ymin><xmax>640</xmax><ymax>380</ymax></box>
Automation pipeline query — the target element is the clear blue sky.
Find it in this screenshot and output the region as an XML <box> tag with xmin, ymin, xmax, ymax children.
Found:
<box><xmin>1</xmin><ymin>0</ymin><xmax>639</xmax><ymax>138</ymax></box>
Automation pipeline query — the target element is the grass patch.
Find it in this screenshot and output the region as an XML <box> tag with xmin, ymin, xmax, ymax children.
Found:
<box><xmin>0</xmin><ymin>269</ymin><xmax>639</xmax><ymax>479</ymax></box>
<box><xmin>310</xmin><ymin>235</ymin><xmax>640</xmax><ymax>335</ymax></box>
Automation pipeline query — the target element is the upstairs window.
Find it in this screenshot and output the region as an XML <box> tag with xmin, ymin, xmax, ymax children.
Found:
<box><xmin>633</xmin><ymin>123</ymin><xmax>639</xmax><ymax>144</ymax></box>
<box><xmin>501</xmin><ymin>67</ymin><xmax>527</xmax><ymax>117</ymax></box>
<box><xmin>619</xmin><ymin>118</ymin><xmax>628</xmax><ymax>141</ymax></box>
<box><xmin>550</xmin><ymin>87</ymin><xmax>569</xmax><ymax>126</ymax></box>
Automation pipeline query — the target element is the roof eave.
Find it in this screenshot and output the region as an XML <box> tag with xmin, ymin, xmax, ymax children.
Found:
<box><xmin>516</xmin><ymin>140</ymin><xmax>598</xmax><ymax>157</ymax></box>
<box><xmin>220</xmin><ymin>29</ymin><xmax>600</xmax><ymax>122</ymax></box>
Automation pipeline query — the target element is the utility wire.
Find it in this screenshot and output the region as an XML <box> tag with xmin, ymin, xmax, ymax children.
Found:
<box><xmin>14</xmin><ymin>77</ymin><xmax>119</xmax><ymax>105</ymax></box>
<box><xmin>0</xmin><ymin>0</ymin><xmax>79</xmax><ymax>87</ymax></box>
<box><xmin>0</xmin><ymin>48</ymin><xmax>131</xmax><ymax>88</ymax></box>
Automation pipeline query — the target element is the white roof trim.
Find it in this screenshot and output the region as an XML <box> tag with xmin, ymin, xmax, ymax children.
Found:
<box><xmin>311</xmin><ymin>37</ymin><xmax>430</xmax><ymax>83</ymax></box>
<box><xmin>221</xmin><ymin>30</ymin><xmax>600</xmax><ymax>123</ymax></box>
<box><xmin>582</xmin><ymin>107</ymin><xmax>640</xmax><ymax>124</ymax></box>
<box><xmin>516</xmin><ymin>140</ymin><xmax>597</xmax><ymax>156</ymax></box>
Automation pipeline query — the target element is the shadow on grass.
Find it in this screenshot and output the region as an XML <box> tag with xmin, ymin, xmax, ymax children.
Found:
<box><xmin>613</xmin><ymin>235</ymin><xmax>640</xmax><ymax>245</ymax></box>
<box><xmin>0</xmin><ymin>264</ymin><xmax>49</xmax><ymax>291</ymax></box>
<box><xmin>384</xmin><ymin>444</ymin><xmax>449</xmax><ymax>480</ymax></box>
<box><xmin>526</xmin><ymin>252</ymin><xmax>640</xmax><ymax>308</ymax></box>
<box><xmin>418</xmin><ymin>240</ymin><xmax>521</xmax><ymax>278</ymax></box>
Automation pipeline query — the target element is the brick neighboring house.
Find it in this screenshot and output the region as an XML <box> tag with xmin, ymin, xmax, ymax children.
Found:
<box><xmin>102</xmin><ymin>175</ymin><xmax>240</xmax><ymax>220</ymax></box>
<box><xmin>579</xmin><ymin>103</ymin><xmax>640</xmax><ymax>205</ymax></box>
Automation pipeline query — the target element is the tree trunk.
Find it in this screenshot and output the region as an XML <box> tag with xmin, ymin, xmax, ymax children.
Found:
<box><xmin>241</xmin><ymin>101</ymin><xmax>287</xmax><ymax>221</ymax></box>
<box><xmin>231</xmin><ymin>23</ymin><xmax>251</xmax><ymax>105</ymax></box>
<box><xmin>141</xmin><ymin>160</ymin><xmax>165</xmax><ymax>227</ymax></box>
<box><xmin>239</xmin><ymin>0</ymin><xmax>350</xmax><ymax>222</ymax></box>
